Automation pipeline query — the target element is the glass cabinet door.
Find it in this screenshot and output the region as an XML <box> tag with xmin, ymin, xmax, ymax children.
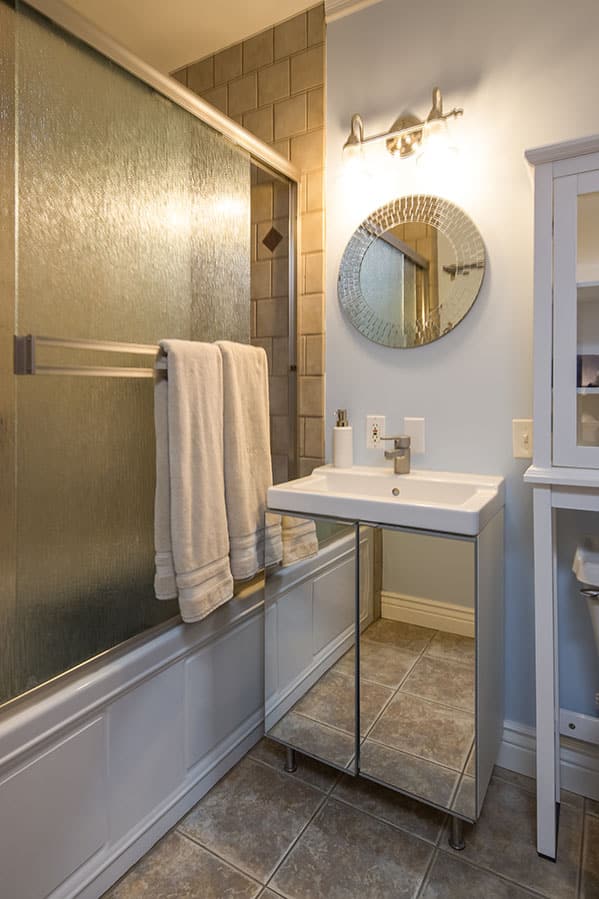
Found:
<box><xmin>554</xmin><ymin>169</ymin><xmax>599</xmax><ymax>467</ymax></box>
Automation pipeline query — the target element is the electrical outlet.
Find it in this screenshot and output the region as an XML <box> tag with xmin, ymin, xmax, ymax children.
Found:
<box><xmin>513</xmin><ymin>419</ymin><xmax>533</xmax><ymax>458</ymax></box>
<box><xmin>366</xmin><ymin>415</ymin><xmax>386</xmax><ymax>449</ymax></box>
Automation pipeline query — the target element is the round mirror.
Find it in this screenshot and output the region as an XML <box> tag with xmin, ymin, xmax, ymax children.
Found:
<box><xmin>338</xmin><ymin>195</ymin><xmax>485</xmax><ymax>348</ymax></box>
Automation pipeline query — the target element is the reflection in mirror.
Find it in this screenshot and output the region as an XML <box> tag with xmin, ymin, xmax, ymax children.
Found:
<box><xmin>265</xmin><ymin>517</ymin><xmax>363</xmax><ymax>774</ymax></box>
<box><xmin>358</xmin><ymin>526</ymin><xmax>476</xmax><ymax>819</ymax></box>
<box><xmin>338</xmin><ymin>195</ymin><xmax>485</xmax><ymax>348</ymax></box>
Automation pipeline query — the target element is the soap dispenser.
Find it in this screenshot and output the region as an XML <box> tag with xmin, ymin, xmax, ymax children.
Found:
<box><xmin>333</xmin><ymin>409</ymin><xmax>353</xmax><ymax>468</ymax></box>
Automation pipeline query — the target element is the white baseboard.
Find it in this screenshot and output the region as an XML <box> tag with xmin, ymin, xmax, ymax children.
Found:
<box><xmin>381</xmin><ymin>591</ymin><xmax>475</xmax><ymax>637</ymax></box>
<box><xmin>498</xmin><ymin>718</ymin><xmax>599</xmax><ymax>801</ymax></box>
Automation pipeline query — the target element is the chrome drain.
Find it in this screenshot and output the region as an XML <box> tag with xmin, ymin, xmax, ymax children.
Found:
<box><xmin>392</xmin><ymin>487</ymin><xmax>400</xmax><ymax>496</ymax></box>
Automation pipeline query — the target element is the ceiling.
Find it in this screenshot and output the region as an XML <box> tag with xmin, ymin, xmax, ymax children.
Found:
<box><xmin>65</xmin><ymin>0</ymin><xmax>313</xmax><ymax>73</ymax></box>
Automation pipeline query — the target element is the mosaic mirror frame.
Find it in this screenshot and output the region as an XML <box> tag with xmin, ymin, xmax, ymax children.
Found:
<box><xmin>337</xmin><ymin>195</ymin><xmax>486</xmax><ymax>348</ymax></box>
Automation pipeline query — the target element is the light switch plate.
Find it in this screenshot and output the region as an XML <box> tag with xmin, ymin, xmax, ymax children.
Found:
<box><xmin>513</xmin><ymin>419</ymin><xmax>533</xmax><ymax>458</ymax></box>
<box><xmin>366</xmin><ymin>415</ymin><xmax>386</xmax><ymax>449</ymax></box>
<box><xmin>403</xmin><ymin>417</ymin><xmax>425</xmax><ymax>454</ymax></box>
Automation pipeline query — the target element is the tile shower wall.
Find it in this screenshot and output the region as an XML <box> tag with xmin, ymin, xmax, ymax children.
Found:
<box><xmin>172</xmin><ymin>4</ymin><xmax>326</xmax><ymax>475</ymax></box>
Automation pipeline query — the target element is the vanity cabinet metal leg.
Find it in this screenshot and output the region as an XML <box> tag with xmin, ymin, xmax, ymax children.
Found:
<box><xmin>449</xmin><ymin>816</ymin><xmax>465</xmax><ymax>851</ymax></box>
<box><xmin>284</xmin><ymin>747</ymin><xmax>297</xmax><ymax>773</ymax></box>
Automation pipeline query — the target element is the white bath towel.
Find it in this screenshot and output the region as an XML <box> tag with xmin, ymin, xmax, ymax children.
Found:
<box><xmin>282</xmin><ymin>515</ymin><xmax>319</xmax><ymax>567</ymax></box>
<box><xmin>217</xmin><ymin>341</ymin><xmax>282</xmax><ymax>579</ymax></box>
<box><xmin>154</xmin><ymin>339</ymin><xmax>234</xmax><ymax>622</ymax></box>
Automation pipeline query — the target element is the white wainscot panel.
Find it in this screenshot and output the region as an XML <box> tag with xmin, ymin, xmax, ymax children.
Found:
<box><xmin>186</xmin><ymin>614</ymin><xmax>264</xmax><ymax>769</ymax></box>
<box><xmin>0</xmin><ymin>718</ymin><xmax>107</xmax><ymax>899</ymax></box>
<box><xmin>108</xmin><ymin>662</ymin><xmax>186</xmax><ymax>840</ymax></box>
<box><xmin>313</xmin><ymin>555</ymin><xmax>355</xmax><ymax>655</ymax></box>
<box><xmin>276</xmin><ymin>582</ymin><xmax>313</xmax><ymax>687</ymax></box>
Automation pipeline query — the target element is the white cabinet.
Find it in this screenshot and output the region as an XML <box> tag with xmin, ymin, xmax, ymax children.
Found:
<box><xmin>526</xmin><ymin>135</ymin><xmax>599</xmax><ymax>861</ymax></box>
<box><xmin>554</xmin><ymin>167</ymin><xmax>599</xmax><ymax>467</ymax></box>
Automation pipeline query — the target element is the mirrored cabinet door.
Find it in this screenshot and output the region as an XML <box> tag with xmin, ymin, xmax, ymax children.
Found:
<box><xmin>554</xmin><ymin>168</ymin><xmax>599</xmax><ymax>468</ymax></box>
<box><xmin>357</xmin><ymin>525</ymin><xmax>477</xmax><ymax>820</ymax></box>
<box><xmin>265</xmin><ymin>516</ymin><xmax>366</xmax><ymax>774</ymax></box>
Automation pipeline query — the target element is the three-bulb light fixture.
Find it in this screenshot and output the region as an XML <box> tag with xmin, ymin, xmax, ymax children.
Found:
<box><xmin>343</xmin><ymin>87</ymin><xmax>463</xmax><ymax>159</ymax></box>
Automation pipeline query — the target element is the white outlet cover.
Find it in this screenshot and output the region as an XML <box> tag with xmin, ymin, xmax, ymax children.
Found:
<box><xmin>366</xmin><ymin>415</ymin><xmax>386</xmax><ymax>449</ymax></box>
<box><xmin>512</xmin><ymin>419</ymin><xmax>533</xmax><ymax>458</ymax></box>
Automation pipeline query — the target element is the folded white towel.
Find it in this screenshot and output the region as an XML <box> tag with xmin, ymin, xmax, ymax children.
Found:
<box><xmin>573</xmin><ymin>537</ymin><xmax>599</xmax><ymax>587</ymax></box>
<box><xmin>154</xmin><ymin>339</ymin><xmax>234</xmax><ymax>622</ymax></box>
<box><xmin>217</xmin><ymin>341</ymin><xmax>282</xmax><ymax>579</ymax></box>
<box><xmin>282</xmin><ymin>515</ymin><xmax>319</xmax><ymax>566</ymax></box>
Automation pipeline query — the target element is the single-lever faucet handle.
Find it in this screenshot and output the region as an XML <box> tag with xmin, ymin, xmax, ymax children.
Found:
<box><xmin>381</xmin><ymin>435</ymin><xmax>411</xmax><ymax>450</ymax></box>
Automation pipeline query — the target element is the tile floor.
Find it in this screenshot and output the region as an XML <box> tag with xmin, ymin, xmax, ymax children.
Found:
<box><xmin>269</xmin><ymin>619</ymin><xmax>475</xmax><ymax>816</ymax></box>
<box><xmin>104</xmin><ymin>741</ymin><xmax>599</xmax><ymax>898</ymax></box>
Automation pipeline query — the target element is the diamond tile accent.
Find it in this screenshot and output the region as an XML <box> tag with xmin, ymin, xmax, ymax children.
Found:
<box><xmin>262</xmin><ymin>226</ymin><xmax>283</xmax><ymax>253</ymax></box>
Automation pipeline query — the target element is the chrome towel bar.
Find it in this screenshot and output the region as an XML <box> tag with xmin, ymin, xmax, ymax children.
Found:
<box><xmin>14</xmin><ymin>334</ymin><xmax>167</xmax><ymax>378</ymax></box>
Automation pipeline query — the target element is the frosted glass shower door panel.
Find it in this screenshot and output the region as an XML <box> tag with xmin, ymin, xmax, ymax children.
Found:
<box><xmin>5</xmin><ymin>2</ymin><xmax>251</xmax><ymax>703</ymax></box>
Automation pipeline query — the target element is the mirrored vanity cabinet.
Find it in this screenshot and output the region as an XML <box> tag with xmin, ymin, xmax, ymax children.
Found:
<box><xmin>264</xmin><ymin>503</ymin><xmax>504</xmax><ymax>848</ymax></box>
<box><xmin>525</xmin><ymin>135</ymin><xmax>599</xmax><ymax>860</ymax></box>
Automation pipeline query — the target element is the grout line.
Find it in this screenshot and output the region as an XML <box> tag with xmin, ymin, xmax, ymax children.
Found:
<box><xmin>433</xmin><ymin>843</ymin><xmax>552</xmax><ymax>899</ymax></box>
<box><xmin>176</xmin><ymin>828</ymin><xmax>265</xmax><ymax>889</ymax></box>
<box><xmin>263</xmin><ymin>790</ymin><xmax>330</xmax><ymax>891</ymax></box>
<box><xmin>361</xmin><ymin>733</ymin><xmax>465</xmax><ymax>775</ymax></box>
<box><xmin>248</xmin><ymin>748</ymin><xmax>341</xmax><ymax>796</ymax></box>
<box><xmin>328</xmin><ymin>791</ymin><xmax>442</xmax><ymax>849</ymax></box>
<box><xmin>415</xmin><ymin>845</ymin><xmax>439</xmax><ymax>899</ymax></box>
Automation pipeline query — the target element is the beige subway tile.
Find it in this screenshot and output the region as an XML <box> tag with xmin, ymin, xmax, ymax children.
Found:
<box><xmin>290</xmin><ymin>129</ymin><xmax>323</xmax><ymax>170</ymax></box>
<box><xmin>274</xmin><ymin>13</ymin><xmax>307</xmax><ymax>59</ymax></box>
<box><xmin>257</xmin><ymin>297</ymin><xmax>288</xmax><ymax>337</ymax></box>
<box><xmin>251</xmin><ymin>259</ymin><xmax>272</xmax><ymax>299</ymax></box>
<box><xmin>298</xmin><ymin>334</ymin><xmax>307</xmax><ymax>374</ymax></box>
<box><xmin>214</xmin><ymin>44</ymin><xmax>242</xmax><ymax>84</ymax></box>
<box><xmin>202</xmin><ymin>84</ymin><xmax>227</xmax><ymax>115</ymax></box>
<box><xmin>187</xmin><ymin>57</ymin><xmax>213</xmax><ymax>93</ymax></box>
<box><xmin>258</xmin><ymin>60</ymin><xmax>290</xmax><ymax>105</ymax></box>
<box><xmin>271</xmin><ymin>415</ymin><xmax>290</xmax><ymax>455</ymax></box>
<box><xmin>307</xmin><ymin>5</ymin><xmax>325</xmax><ymax>46</ymax></box>
<box><xmin>291</xmin><ymin>45</ymin><xmax>324</xmax><ymax>93</ymax></box>
<box><xmin>171</xmin><ymin>67</ymin><xmax>188</xmax><ymax>87</ymax></box>
<box><xmin>250</xmin><ymin>299</ymin><xmax>257</xmax><ymax>338</ymax></box>
<box><xmin>272</xmin><ymin>336</ymin><xmax>289</xmax><ymax>376</ymax></box>
<box><xmin>273</xmin><ymin>180</ymin><xmax>289</xmax><ymax>218</ymax></box>
<box><xmin>301</xmin><ymin>210</ymin><xmax>324</xmax><ymax>254</ymax></box>
<box><xmin>300</xmin><ymin>173</ymin><xmax>308</xmax><ymax>213</ymax></box>
<box><xmin>298</xmin><ymin>416</ymin><xmax>305</xmax><ymax>456</ymax></box>
<box><xmin>243</xmin><ymin>106</ymin><xmax>274</xmax><ymax>144</ymax></box>
<box><xmin>304</xmin><ymin>252</ymin><xmax>324</xmax><ymax>294</ymax></box>
<box><xmin>299</xmin><ymin>376</ymin><xmax>324</xmax><ymax>417</ymax></box>
<box><xmin>272</xmin><ymin>138</ymin><xmax>290</xmax><ymax>160</ymax></box>
<box><xmin>272</xmin><ymin>454</ymin><xmax>290</xmax><ymax>484</ymax></box>
<box><xmin>269</xmin><ymin>376</ymin><xmax>289</xmax><ymax>415</ymax></box>
<box><xmin>305</xmin><ymin>334</ymin><xmax>324</xmax><ymax>375</ymax></box>
<box><xmin>306</xmin><ymin>168</ymin><xmax>324</xmax><ymax>211</ymax></box>
<box><xmin>307</xmin><ymin>87</ymin><xmax>324</xmax><ymax>130</ymax></box>
<box><xmin>300</xmin><ymin>293</ymin><xmax>324</xmax><ymax>334</ymax></box>
<box><xmin>252</xmin><ymin>182</ymin><xmax>273</xmax><ymax>222</ymax></box>
<box><xmin>298</xmin><ymin>457</ymin><xmax>322</xmax><ymax>477</ymax></box>
<box><xmin>228</xmin><ymin>72</ymin><xmax>257</xmax><ymax>116</ymax></box>
<box><xmin>272</xmin><ymin>257</ymin><xmax>289</xmax><ymax>297</ymax></box>
<box><xmin>304</xmin><ymin>416</ymin><xmax>324</xmax><ymax>458</ymax></box>
<box><xmin>243</xmin><ymin>29</ymin><xmax>273</xmax><ymax>72</ymax></box>
<box><xmin>251</xmin><ymin>336</ymin><xmax>272</xmax><ymax>371</ymax></box>
<box><xmin>231</xmin><ymin>114</ymin><xmax>244</xmax><ymax>125</ymax></box>
<box><xmin>274</xmin><ymin>94</ymin><xmax>307</xmax><ymax>140</ymax></box>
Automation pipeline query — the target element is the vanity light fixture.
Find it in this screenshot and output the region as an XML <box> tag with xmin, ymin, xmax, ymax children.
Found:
<box><xmin>342</xmin><ymin>87</ymin><xmax>463</xmax><ymax>159</ymax></box>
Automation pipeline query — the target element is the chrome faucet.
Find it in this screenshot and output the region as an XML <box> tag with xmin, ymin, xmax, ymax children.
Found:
<box><xmin>381</xmin><ymin>435</ymin><xmax>411</xmax><ymax>474</ymax></box>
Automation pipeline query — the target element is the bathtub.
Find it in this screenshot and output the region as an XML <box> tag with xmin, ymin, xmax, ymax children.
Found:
<box><xmin>0</xmin><ymin>528</ymin><xmax>366</xmax><ymax>899</ymax></box>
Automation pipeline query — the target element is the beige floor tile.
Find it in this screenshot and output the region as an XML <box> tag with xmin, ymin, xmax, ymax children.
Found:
<box><xmin>271</xmin><ymin>799</ymin><xmax>433</xmax><ymax>899</ymax></box>
<box><xmin>443</xmin><ymin>777</ymin><xmax>583</xmax><ymax>898</ymax></box>
<box><xmin>103</xmin><ymin>831</ymin><xmax>261</xmax><ymax>898</ymax></box>
<box><xmin>359</xmin><ymin>739</ymin><xmax>460</xmax><ymax>810</ymax></box>
<box><xmin>400</xmin><ymin>655</ymin><xmax>474</xmax><ymax>713</ymax></box>
<box><xmin>178</xmin><ymin>757</ymin><xmax>323</xmax><ymax>882</ymax></box>
<box><xmin>421</xmin><ymin>850</ymin><xmax>539</xmax><ymax>898</ymax></box>
<box><xmin>268</xmin><ymin>711</ymin><xmax>355</xmax><ymax>771</ymax></box>
<box><xmin>363</xmin><ymin>618</ymin><xmax>436</xmax><ymax>653</ymax></box>
<box><xmin>333</xmin><ymin>640</ymin><xmax>419</xmax><ymax>688</ymax></box>
<box><xmin>368</xmin><ymin>693</ymin><xmax>474</xmax><ymax>771</ymax></box>
<box><xmin>293</xmin><ymin>668</ymin><xmax>393</xmax><ymax>736</ymax></box>
<box><xmin>332</xmin><ymin>772</ymin><xmax>446</xmax><ymax>844</ymax></box>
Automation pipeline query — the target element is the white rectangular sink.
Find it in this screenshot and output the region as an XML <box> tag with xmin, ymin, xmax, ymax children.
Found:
<box><xmin>268</xmin><ymin>465</ymin><xmax>505</xmax><ymax>536</ymax></box>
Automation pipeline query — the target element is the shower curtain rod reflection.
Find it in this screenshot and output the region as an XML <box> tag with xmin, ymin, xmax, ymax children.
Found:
<box><xmin>13</xmin><ymin>334</ymin><xmax>168</xmax><ymax>378</ymax></box>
